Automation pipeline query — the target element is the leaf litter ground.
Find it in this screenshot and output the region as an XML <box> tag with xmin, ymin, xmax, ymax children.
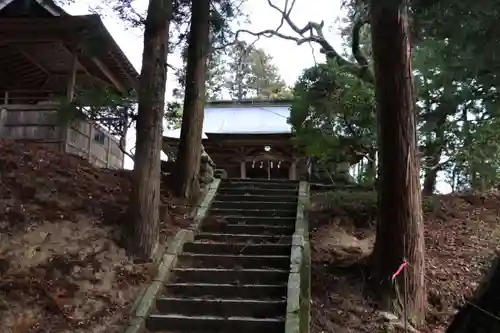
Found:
<box><xmin>310</xmin><ymin>190</ymin><xmax>500</xmax><ymax>333</ymax></box>
<box><xmin>0</xmin><ymin>141</ymin><xmax>191</xmax><ymax>333</ymax></box>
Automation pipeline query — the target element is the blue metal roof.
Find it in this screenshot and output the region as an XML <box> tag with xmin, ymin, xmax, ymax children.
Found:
<box><xmin>164</xmin><ymin>104</ymin><xmax>292</xmax><ymax>139</ymax></box>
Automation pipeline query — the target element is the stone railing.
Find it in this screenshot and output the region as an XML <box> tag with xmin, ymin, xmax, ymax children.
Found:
<box><xmin>199</xmin><ymin>145</ymin><xmax>215</xmax><ymax>190</ymax></box>
<box><xmin>160</xmin><ymin>145</ymin><xmax>216</xmax><ymax>190</ymax></box>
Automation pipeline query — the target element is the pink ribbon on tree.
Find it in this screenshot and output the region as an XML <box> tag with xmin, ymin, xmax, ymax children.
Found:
<box><xmin>391</xmin><ymin>260</ymin><xmax>408</xmax><ymax>282</ymax></box>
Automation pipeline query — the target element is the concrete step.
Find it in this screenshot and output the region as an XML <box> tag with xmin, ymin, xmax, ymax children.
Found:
<box><xmin>204</xmin><ymin>215</ymin><xmax>297</xmax><ymax>226</ymax></box>
<box><xmin>163</xmin><ymin>283</ymin><xmax>287</xmax><ymax>299</ymax></box>
<box><xmin>183</xmin><ymin>242</ymin><xmax>291</xmax><ymax>256</ymax></box>
<box><xmin>147</xmin><ymin>313</ymin><xmax>284</xmax><ymax>332</ymax></box>
<box><xmin>217</xmin><ymin>187</ymin><xmax>298</xmax><ymax>197</ymax></box>
<box><xmin>195</xmin><ymin>232</ymin><xmax>292</xmax><ymax>244</ymax></box>
<box><xmin>211</xmin><ymin>200</ymin><xmax>297</xmax><ymax>211</ymax></box>
<box><xmin>209</xmin><ymin>208</ymin><xmax>297</xmax><ymax>218</ymax></box>
<box><xmin>201</xmin><ymin>223</ymin><xmax>295</xmax><ymax>235</ymax></box>
<box><xmin>215</xmin><ymin>194</ymin><xmax>298</xmax><ymax>203</ymax></box>
<box><xmin>155</xmin><ymin>297</ymin><xmax>287</xmax><ymax>318</ymax></box>
<box><xmin>170</xmin><ymin>268</ymin><xmax>289</xmax><ymax>285</ymax></box>
<box><xmin>177</xmin><ymin>253</ymin><xmax>290</xmax><ymax>270</ymax></box>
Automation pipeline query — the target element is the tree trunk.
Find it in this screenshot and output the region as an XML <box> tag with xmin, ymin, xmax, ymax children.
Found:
<box><xmin>370</xmin><ymin>0</ymin><xmax>426</xmax><ymax>326</ymax></box>
<box><xmin>422</xmin><ymin>133</ymin><xmax>443</xmax><ymax>196</ymax></box>
<box><xmin>422</xmin><ymin>100</ymin><xmax>451</xmax><ymax>195</ymax></box>
<box><xmin>175</xmin><ymin>0</ymin><xmax>210</xmax><ymax>199</ymax></box>
<box><xmin>127</xmin><ymin>0</ymin><xmax>172</xmax><ymax>259</ymax></box>
<box><xmin>367</xmin><ymin>149</ymin><xmax>377</xmax><ymax>185</ymax></box>
<box><xmin>422</xmin><ymin>158</ymin><xmax>439</xmax><ymax>195</ymax></box>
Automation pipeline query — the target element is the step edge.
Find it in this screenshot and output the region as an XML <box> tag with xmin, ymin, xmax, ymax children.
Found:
<box><xmin>220</xmin><ymin>184</ymin><xmax>297</xmax><ymax>186</ymax></box>
<box><xmin>173</xmin><ymin>267</ymin><xmax>289</xmax><ymax>273</ymax></box>
<box><xmin>212</xmin><ymin>201</ymin><xmax>297</xmax><ymax>204</ymax></box>
<box><xmin>210</xmin><ymin>208</ymin><xmax>296</xmax><ymax>211</ymax></box>
<box><xmin>206</xmin><ymin>215</ymin><xmax>296</xmax><ymax>220</ymax></box>
<box><xmin>223</xmin><ymin>181</ymin><xmax>299</xmax><ymax>188</ymax></box>
<box><xmin>180</xmin><ymin>253</ymin><xmax>290</xmax><ymax>258</ymax></box>
<box><xmin>216</xmin><ymin>194</ymin><xmax>298</xmax><ymax>198</ymax></box>
<box><xmin>217</xmin><ymin>188</ymin><xmax>298</xmax><ymax>192</ymax></box>
<box><xmin>187</xmin><ymin>242</ymin><xmax>291</xmax><ymax>247</ymax></box>
<box><xmin>148</xmin><ymin>313</ymin><xmax>285</xmax><ymax>322</ymax></box>
<box><xmin>157</xmin><ymin>297</ymin><xmax>287</xmax><ymax>304</ymax></box>
<box><xmin>202</xmin><ymin>224</ymin><xmax>295</xmax><ymax>229</ymax></box>
<box><xmin>197</xmin><ymin>232</ymin><xmax>292</xmax><ymax>237</ymax></box>
<box><xmin>165</xmin><ymin>283</ymin><xmax>287</xmax><ymax>287</ymax></box>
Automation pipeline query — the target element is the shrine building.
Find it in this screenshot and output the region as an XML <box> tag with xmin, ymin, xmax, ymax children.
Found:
<box><xmin>162</xmin><ymin>100</ymin><xmax>309</xmax><ymax>181</ymax></box>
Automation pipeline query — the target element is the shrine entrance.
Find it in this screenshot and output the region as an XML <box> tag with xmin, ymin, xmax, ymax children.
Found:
<box><xmin>245</xmin><ymin>159</ymin><xmax>290</xmax><ymax>180</ymax></box>
<box><xmin>162</xmin><ymin>132</ymin><xmax>306</xmax><ymax>180</ymax></box>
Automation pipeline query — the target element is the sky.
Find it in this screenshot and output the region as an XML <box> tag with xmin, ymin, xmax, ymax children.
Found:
<box><xmin>65</xmin><ymin>0</ymin><xmax>345</xmax><ymax>90</ymax></box>
<box><xmin>64</xmin><ymin>0</ymin><xmax>346</xmax><ymax>161</ymax></box>
<box><xmin>64</xmin><ymin>0</ymin><xmax>452</xmax><ymax>194</ymax></box>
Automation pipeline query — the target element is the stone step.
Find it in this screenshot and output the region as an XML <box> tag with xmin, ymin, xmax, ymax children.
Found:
<box><xmin>204</xmin><ymin>215</ymin><xmax>297</xmax><ymax>226</ymax></box>
<box><xmin>155</xmin><ymin>297</ymin><xmax>287</xmax><ymax>318</ymax></box>
<box><xmin>215</xmin><ymin>194</ymin><xmax>298</xmax><ymax>203</ymax></box>
<box><xmin>225</xmin><ymin>178</ymin><xmax>299</xmax><ymax>184</ymax></box>
<box><xmin>183</xmin><ymin>242</ymin><xmax>291</xmax><ymax>256</ymax></box>
<box><xmin>310</xmin><ymin>183</ymin><xmax>373</xmax><ymax>191</ymax></box>
<box><xmin>219</xmin><ymin>183</ymin><xmax>298</xmax><ymax>191</ymax></box>
<box><xmin>170</xmin><ymin>268</ymin><xmax>289</xmax><ymax>285</ymax></box>
<box><xmin>163</xmin><ymin>283</ymin><xmax>287</xmax><ymax>299</ymax></box>
<box><xmin>209</xmin><ymin>208</ymin><xmax>297</xmax><ymax>218</ymax></box>
<box><xmin>223</xmin><ymin>179</ymin><xmax>298</xmax><ymax>188</ymax></box>
<box><xmin>201</xmin><ymin>223</ymin><xmax>295</xmax><ymax>235</ymax></box>
<box><xmin>195</xmin><ymin>232</ymin><xmax>292</xmax><ymax>244</ymax></box>
<box><xmin>217</xmin><ymin>187</ymin><xmax>298</xmax><ymax>197</ymax></box>
<box><xmin>147</xmin><ymin>313</ymin><xmax>284</xmax><ymax>332</ymax></box>
<box><xmin>211</xmin><ymin>200</ymin><xmax>297</xmax><ymax>211</ymax></box>
<box><xmin>177</xmin><ymin>253</ymin><xmax>290</xmax><ymax>270</ymax></box>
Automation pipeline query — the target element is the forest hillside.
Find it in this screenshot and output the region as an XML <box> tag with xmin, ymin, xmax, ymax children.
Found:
<box><xmin>309</xmin><ymin>190</ymin><xmax>500</xmax><ymax>333</ymax></box>
<box><xmin>0</xmin><ymin>140</ymin><xmax>189</xmax><ymax>332</ymax></box>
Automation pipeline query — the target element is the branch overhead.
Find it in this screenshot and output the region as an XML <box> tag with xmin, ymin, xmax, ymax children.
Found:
<box><xmin>235</xmin><ymin>0</ymin><xmax>374</xmax><ymax>83</ymax></box>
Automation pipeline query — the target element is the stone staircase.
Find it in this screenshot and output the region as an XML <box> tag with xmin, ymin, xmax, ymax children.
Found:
<box><xmin>146</xmin><ymin>178</ymin><xmax>301</xmax><ymax>333</ymax></box>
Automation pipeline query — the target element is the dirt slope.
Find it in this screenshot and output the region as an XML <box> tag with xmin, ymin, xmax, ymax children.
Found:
<box><xmin>310</xmin><ymin>190</ymin><xmax>500</xmax><ymax>333</ymax></box>
<box><xmin>0</xmin><ymin>140</ymin><xmax>189</xmax><ymax>333</ymax></box>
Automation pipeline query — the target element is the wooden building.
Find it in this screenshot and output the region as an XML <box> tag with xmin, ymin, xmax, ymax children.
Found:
<box><xmin>0</xmin><ymin>0</ymin><xmax>138</xmax><ymax>168</ymax></box>
<box><xmin>162</xmin><ymin>100</ymin><xmax>309</xmax><ymax>181</ymax></box>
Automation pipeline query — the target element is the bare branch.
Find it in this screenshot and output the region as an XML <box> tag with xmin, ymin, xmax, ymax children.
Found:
<box><xmin>120</xmin><ymin>145</ymin><xmax>135</xmax><ymax>161</ymax></box>
<box><xmin>308</xmin><ymin>41</ymin><xmax>318</xmax><ymax>65</ymax></box>
<box><xmin>235</xmin><ymin>0</ymin><xmax>374</xmax><ymax>83</ymax></box>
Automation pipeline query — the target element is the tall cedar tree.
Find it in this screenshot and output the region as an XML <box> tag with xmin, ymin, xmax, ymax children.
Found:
<box><xmin>127</xmin><ymin>0</ymin><xmax>172</xmax><ymax>258</ymax></box>
<box><xmin>175</xmin><ymin>0</ymin><xmax>210</xmax><ymax>199</ymax></box>
<box><xmin>370</xmin><ymin>0</ymin><xmax>426</xmax><ymax>326</ymax></box>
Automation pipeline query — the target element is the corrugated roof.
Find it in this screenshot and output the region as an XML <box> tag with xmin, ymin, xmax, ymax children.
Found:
<box><xmin>164</xmin><ymin>104</ymin><xmax>292</xmax><ymax>139</ymax></box>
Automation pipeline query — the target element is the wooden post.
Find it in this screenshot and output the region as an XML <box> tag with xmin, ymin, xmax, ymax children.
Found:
<box><xmin>0</xmin><ymin>108</ymin><xmax>7</xmax><ymax>138</ymax></box>
<box><xmin>240</xmin><ymin>160</ymin><xmax>246</xmax><ymax>179</ymax></box>
<box><xmin>120</xmin><ymin>108</ymin><xmax>128</xmax><ymax>168</ymax></box>
<box><xmin>61</xmin><ymin>52</ymin><xmax>78</xmax><ymax>153</ymax></box>
<box><xmin>3</xmin><ymin>91</ymin><xmax>8</xmax><ymax>105</ymax></box>
<box><xmin>106</xmin><ymin>136</ymin><xmax>111</xmax><ymax>168</ymax></box>
<box><xmin>66</xmin><ymin>53</ymin><xmax>77</xmax><ymax>101</ymax></box>
<box><xmin>87</xmin><ymin>125</ymin><xmax>93</xmax><ymax>163</ymax></box>
<box><xmin>289</xmin><ymin>160</ymin><xmax>297</xmax><ymax>180</ymax></box>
